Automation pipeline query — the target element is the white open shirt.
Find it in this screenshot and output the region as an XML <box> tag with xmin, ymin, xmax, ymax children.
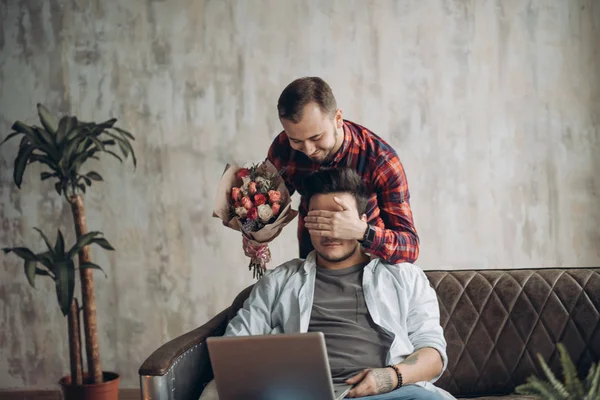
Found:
<box><xmin>221</xmin><ymin>251</ymin><xmax>455</xmax><ymax>400</ymax></box>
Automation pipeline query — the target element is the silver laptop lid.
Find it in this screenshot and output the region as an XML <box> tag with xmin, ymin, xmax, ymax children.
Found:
<box><xmin>207</xmin><ymin>332</ymin><xmax>343</xmax><ymax>400</ymax></box>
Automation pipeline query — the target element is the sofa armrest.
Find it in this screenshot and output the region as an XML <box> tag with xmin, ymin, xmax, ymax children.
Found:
<box><xmin>139</xmin><ymin>308</ymin><xmax>230</xmax><ymax>400</ymax></box>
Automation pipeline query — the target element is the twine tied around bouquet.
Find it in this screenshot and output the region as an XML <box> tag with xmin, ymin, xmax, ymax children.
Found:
<box><xmin>242</xmin><ymin>236</ymin><xmax>272</xmax><ymax>279</ymax></box>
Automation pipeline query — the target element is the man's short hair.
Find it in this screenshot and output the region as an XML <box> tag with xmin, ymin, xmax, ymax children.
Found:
<box><xmin>302</xmin><ymin>168</ymin><xmax>369</xmax><ymax>215</ymax></box>
<box><xmin>277</xmin><ymin>77</ymin><xmax>337</xmax><ymax>123</ymax></box>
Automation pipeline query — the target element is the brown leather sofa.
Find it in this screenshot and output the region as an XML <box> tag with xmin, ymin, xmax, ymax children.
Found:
<box><xmin>139</xmin><ymin>267</ymin><xmax>600</xmax><ymax>399</ymax></box>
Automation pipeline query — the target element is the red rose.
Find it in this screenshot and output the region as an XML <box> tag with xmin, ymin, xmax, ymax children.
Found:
<box><xmin>268</xmin><ymin>190</ymin><xmax>281</xmax><ymax>204</ymax></box>
<box><xmin>236</xmin><ymin>168</ymin><xmax>251</xmax><ymax>179</ymax></box>
<box><xmin>241</xmin><ymin>196</ymin><xmax>253</xmax><ymax>210</ymax></box>
<box><xmin>231</xmin><ymin>187</ymin><xmax>242</xmax><ymax>202</ymax></box>
<box><xmin>254</xmin><ymin>193</ymin><xmax>267</xmax><ymax>206</ymax></box>
<box><xmin>234</xmin><ymin>201</ymin><xmax>241</xmax><ymax>209</ymax></box>
<box><xmin>248</xmin><ymin>182</ymin><xmax>257</xmax><ymax>195</ymax></box>
<box><xmin>271</xmin><ymin>202</ymin><xmax>281</xmax><ymax>216</ymax></box>
<box><xmin>247</xmin><ymin>207</ymin><xmax>258</xmax><ymax>220</ymax></box>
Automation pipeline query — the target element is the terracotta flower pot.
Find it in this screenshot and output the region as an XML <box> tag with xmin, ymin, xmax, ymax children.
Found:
<box><xmin>59</xmin><ymin>371</ymin><xmax>120</xmax><ymax>400</ymax></box>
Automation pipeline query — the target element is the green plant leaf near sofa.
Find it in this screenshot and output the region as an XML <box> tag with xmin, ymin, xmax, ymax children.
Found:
<box><xmin>515</xmin><ymin>343</ymin><xmax>600</xmax><ymax>399</ymax></box>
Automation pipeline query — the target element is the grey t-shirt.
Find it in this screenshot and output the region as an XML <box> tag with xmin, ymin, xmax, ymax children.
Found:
<box><xmin>308</xmin><ymin>262</ymin><xmax>394</xmax><ymax>384</ymax></box>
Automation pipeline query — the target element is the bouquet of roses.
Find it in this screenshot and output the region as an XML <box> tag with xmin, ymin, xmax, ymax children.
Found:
<box><xmin>213</xmin><ymin>160</ymin><xmax>298</xmax><ymax>278</ymax></box>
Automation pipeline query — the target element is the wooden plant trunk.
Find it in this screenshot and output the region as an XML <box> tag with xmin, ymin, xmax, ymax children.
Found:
<box><xmin>70</xmin><ymin>195</ymin><xmax>103</xmax><ymax>383</ymax></box>
<box><xmin>67</xmin><ymin>298</ymin><xmax>83</xmax><ymax>385</ymax></box>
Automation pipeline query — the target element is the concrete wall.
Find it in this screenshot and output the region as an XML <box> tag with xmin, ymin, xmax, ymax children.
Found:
<box><xmin>1</xmin><ymin>0</ymin><xmax>598</xmax><ymax>389</ymax></box>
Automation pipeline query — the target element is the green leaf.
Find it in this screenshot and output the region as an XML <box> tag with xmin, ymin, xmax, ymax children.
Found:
<box><xmin>32</xmin><ymin>127</ymin><xmax>60</xmax><ymax>161</ymax></box>
<box><xmin>24</xmin><ymin>260</ymin><xmax>37</xmax><ymax>288</ymax></box>
<box><xmin>79</xmin><ymin>262</ymin><xmax>107</xmax><ymax>278</ymax></box>
<box><xmin>95</xmin><ymin>118</ymin><xmax>117</xmax><ymax>132</ymax></box>
<box><xmin>587</xmin><ymin>363</ymin><xmax>600</xmax><ymax>399</ymax></box>
<box><xmin>90</xmin><ymin>136</ymin><xmax>105</xmax><ymax>152</ymax></box>
<box><xmin>35</xmin><ymin>267</ymin><xmax>52</xmax><ymax>277</ymax></box>
<box><xmin>33</xmin><ymin>227</ymin><xmax>55</xmax><ymax>254</ymax></box>
<box><xmin>533</xmin><ymin>377</ymin><xmax>560</xmax><ymax>398</ymax></box>
<box><xmin>90</xmin><ymin>237</ymin><xmax>115</xmax><ymax>251</ymax></box>
<box><xmin>536</xmin><ymin>353</ymin><xmax>568</xmax><ymax>398</ymax></box>
<box><xmin>58</xmin><ymin>123</ymin><xmax>78</xmax><ymax>150</ymax></box>
<box><xmin>29</xmin><ymin>153</ymin><xmax>59</xmax><ymax>170</ymax></box>
<box><xmin>80</xmin><ymin>137</ymin><xmax>96</xmax><ymax>153</ymax></box>
<box><xmin>62</xmin><ymin>136</ymin><xmax>87</xmax><ymax>167</ymax></box>
<box><xmin>56</xmin><ymin>116</ymin><xmax>73</xmax><ymax>144</ymax></box>
<box><xmin>113</xmin><ymin>126</ymin><xmax>135</xmax><ymax>141</ymax></box>
<box><xmin>107</xmin><ymin>130</ymin><xmax>136</xmax><ymax>168</ymax></box>
<box><xmin>33</xmin><ymin>126</ymin><xmax>55</xmax><ymax>148</ymax></box>
<box><xmin>86</xmin><ymin>171</ymin><xmax>103</xmax><ymax>181</ymax></box>
<box><xmin>105</xmin><ymin>150</ymin><xmax>123</xmax><ymax>163</ymax></box>
<box><xmin>78</xmin><ymin>183</ymin><xmax>86</xmax><ymax>194</ymax></box>
<box><xmin>60</xmin><ymin>127</ymin><xmax>85</xmax><ymax>155</ymax></box>
<box><xmin>67</xmin><ymin>124</ymin><xmax>89</xmax><ymax>140</ymax></box>
<box><xmin>37</xmin><ymin>104</ymin><xmax>58</xmax><ymax>135</ymax></box>
<box><xmin>55</xmin><ymin>260</ymin><xmax>75</xmax><ymax>316</ymax></box>
<box><xmin>13</xmin><ymin>144</ymin><xmax>34</xmax><ymax>188</ymax></box>
<box><xmin>54</xmin><ymin>229</ymin><xmax>65</xmax><ymax>257</ymax></box>
<box><xmin>82</xmin><ymin>175</ymin><xmax>91</xmax><ymax>186</ymax></box>
<box><xmin>0</xmin><ymin>132</ymin><xmax>21</xmax><ymax>147</ymax></box>
<box><xmin>516</xmin><ymin>377</ymin><xmax>558</xmax><ymax>398</ymax></box>
<box><xmin>67</xmin><ymin>231</ymin><xmax>102</xmax><ymax>259</ymax></box>
<box><xmin>101</xmin><ymin>139</ymin><xmax>117</xmax><ymax>147</ymax></box>
<box><xmin>127</xmin><ymin>146</ymin><xmax>137</xmax><ymax>169</ymax></box>
<box><xmin>41</xmin><ymin>172</ymin><xmax>56</xmax><ymax>181</ymax></box>
<box><xmin>19</xmin><ymin>135</ymin><xmax>30</xmax><ymax>149</ymax></box>
<box><xmin>55</xmin><ymin>181</ymin><xmax>62</xmax><ymax>195</ymax></box>
<box><xmin>104</xmin><ymin>132</ymin><xmax>128</xmax><ymax>155</ymax></box>
<box><xmin>36</xmin><ymin>251</ymin><xmax>55</xmax><ymax>272</ymax></box>
<box><xmin>3</xmin><ymin>247</ymin><xmax>37</xmax><ymax>261</ymax></box>
<box><xmin>68</xmin><ymin>149</ymin><xmax>95</xmax><ymax>175</ymax></box>
<box><xmin>12</xmin><ymin>121</ymin><xmax>40</xmax><ymax>146</ymax></box>
<box><xmin>558</xmin><ymin>343</ymin><xmax>584</xmax><ymax>398</ymax></box>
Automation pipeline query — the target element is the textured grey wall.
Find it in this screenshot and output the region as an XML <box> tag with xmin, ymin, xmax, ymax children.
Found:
<box><xmin>1</xmin><ymin>0</ymin><xmax>599</xmax><ymax>389</ymax></box>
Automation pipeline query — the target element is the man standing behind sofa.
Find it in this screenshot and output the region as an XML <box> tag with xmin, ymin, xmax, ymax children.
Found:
<box><xmin>200</xmin><ymin>168</ymin><xmax>453</xmax><ymax>400</ymax></box>
<box><xmin>267</xmin><ymin>77</ymin><xmax>419</xmax><ymax>265</ymax></box>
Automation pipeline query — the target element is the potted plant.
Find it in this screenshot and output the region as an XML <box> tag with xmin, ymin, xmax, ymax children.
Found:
<box><xmin>515</xmin><ymin>343</ymin><xmax>600</xmax><ymax>399</ymax></box>
<box><xmin>1</xmin><ymin>104</ymin><xmax>135</xmax><ymax>399</ymax></box>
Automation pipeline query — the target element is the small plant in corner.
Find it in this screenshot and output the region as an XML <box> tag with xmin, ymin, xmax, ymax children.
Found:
<box><xmin>3</xmin><ymin>228</ymin><xmax>113</xmax><ymax>385</ymax></box>
<box><xmin>515</xmin><ymin>343</ymin><xmax>600</xmax><ymax>400</ymax></box>
<box><xmin>1</xmin><ymin>104</ymin><xmax>135</xmax><ymax>399</ymax></box>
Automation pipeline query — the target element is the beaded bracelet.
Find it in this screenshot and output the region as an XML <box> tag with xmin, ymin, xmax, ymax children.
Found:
<box><xmin>386</xmin><ymin>364</ymin><xmax>403</xmax><ymax>390</ymax></box>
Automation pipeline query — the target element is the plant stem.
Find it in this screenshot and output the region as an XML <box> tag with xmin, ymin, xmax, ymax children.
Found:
<box><xmin>69</xmin><ymin>194</ymin><xmax>103</xmax><ymax>383</ymax></box>
<box><xmin>67</xmin><ymin>298</ymin><xmax>83</xmax><ymax>385</ymax></box>
<box><xmin>77</xmin><ymin>302</ymin><xmax>84</xmax><ymax>381</ymax></box>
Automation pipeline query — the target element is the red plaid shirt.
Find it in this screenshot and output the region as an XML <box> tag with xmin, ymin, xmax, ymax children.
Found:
<box><xmin>267</xmin><ymin>120</ymin><xmax>419</xmax><ymax>264</ymax></box>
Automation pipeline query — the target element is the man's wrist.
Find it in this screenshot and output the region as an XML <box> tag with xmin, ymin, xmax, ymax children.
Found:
<box><xmin>387</xmin><ymin>365</ymin><xmax>403</xmax><ymax>389</ymax></box>
<box><xmin>357</xmin><ymin>220</ymin><xmax>369</xmax><ymax>241</ymax></box>
<box><xmin>359</xmin><ymin>223</ymin><xmax>377</xmax><ymax>248</ymax></box>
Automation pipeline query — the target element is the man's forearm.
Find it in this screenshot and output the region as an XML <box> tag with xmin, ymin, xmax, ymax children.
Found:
<box><xmin>393</xmin><ymin>347</ymin><xmax>443</xmax><ymax>385</ymax></box>
<box><xmin>368</xmin><ymin>225</ymin><xmax>420</xmax><ymax>264</ymax></box>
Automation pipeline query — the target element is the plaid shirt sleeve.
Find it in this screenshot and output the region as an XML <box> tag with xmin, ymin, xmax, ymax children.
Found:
<box><xmin>364</xmin><ymin>154</ymin><xmax>420</xmax><ymax>264</ymax></box>
<box><xmin>267</xmin><ymin>134</ymin><xmax>296</xmax><ymax>196</ymax></box>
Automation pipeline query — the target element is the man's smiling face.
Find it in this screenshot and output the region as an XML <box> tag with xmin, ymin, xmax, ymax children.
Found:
<box><xmin>280</xmin><ymin>102</ymin><xmax>343</xmax><ymax>164</ymax></box>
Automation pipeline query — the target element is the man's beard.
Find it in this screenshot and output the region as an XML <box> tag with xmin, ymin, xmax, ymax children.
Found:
<box><xmin>312</xmin><ymin>128</ymin><xmax>340</xmax><ymax>165</ymax></box>
<box><xmin>317</xmin><ymin>242</ymin><xmax>359</xmax><ymax>263</ymax></box>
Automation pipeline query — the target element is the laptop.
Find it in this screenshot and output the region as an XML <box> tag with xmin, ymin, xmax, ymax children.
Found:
<box><xmin>207</xmin><ymin>332</ymin><xmax>352</xmax><ymax>400</ymax></box>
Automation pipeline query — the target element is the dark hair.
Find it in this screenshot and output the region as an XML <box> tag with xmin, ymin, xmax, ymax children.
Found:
<box><xmin>301</xmin><ymin>168</ymin><xmax>369</xmax><ymax>215</ymax></box>
<box><xmin>277</xmin><ymin>77</ymin><xmax>337</xmax><ymax>123</ymax></box>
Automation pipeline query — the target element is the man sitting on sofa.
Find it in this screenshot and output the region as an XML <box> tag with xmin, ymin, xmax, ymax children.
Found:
<box><xmin>201</xmin><ymin>167</ymin><xmax>454</xmax><ymax>400</ymax></box>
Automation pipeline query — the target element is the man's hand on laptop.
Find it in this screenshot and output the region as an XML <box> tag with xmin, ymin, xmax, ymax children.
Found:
<box><xmin>344</xmin><ymin>367</ymin><xmax>397</xmax><ymax>398</ymax></box>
